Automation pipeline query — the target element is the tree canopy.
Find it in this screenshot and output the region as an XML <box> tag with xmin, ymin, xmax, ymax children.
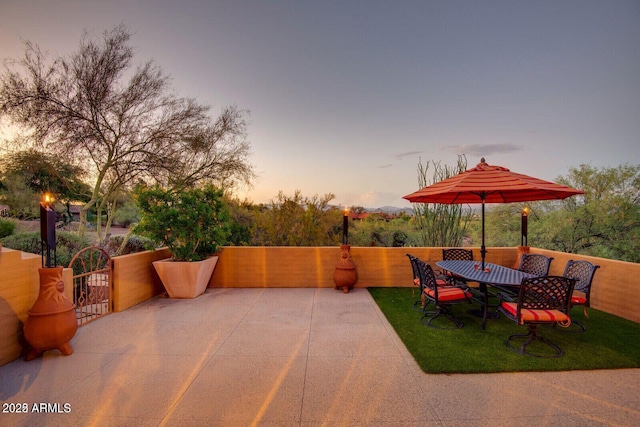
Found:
<box><xmin>251</xmin><ymin>190</ymin><xmax>340</xmax><ymax>246</ymax></box>
<box><xmin>475</xmin><ymin>163</ymin><xmax>640</xmax><ymax>262</ymax></box>
<box><xmin>1</xmin><ymin>25</ymin><xmax>254</xmax><ymax>239</ymax></box>
<box><xmin>0</xmin><ymin>149</ymin><xmax>91</xmax><ymax>219</ymax></box>
<box><xmin>549</xmin><ymin>163</ymin><xmax>640</xmax><ymax>261</ymax></box>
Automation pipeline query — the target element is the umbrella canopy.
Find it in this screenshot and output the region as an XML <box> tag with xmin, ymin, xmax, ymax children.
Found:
<box><xmin>403</xmin><ymin>159</ymin><xmax>584</xmax><ymax>204</ymax></box>
<box><xmin>403</xmin><ymin>158</ymin><xmax>585</xmax><ymax>268</ymax></box>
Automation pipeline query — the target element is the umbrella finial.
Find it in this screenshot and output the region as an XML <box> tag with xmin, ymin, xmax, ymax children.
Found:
<box><xmin>480</xmin><ymin>157</ymin><xmax>486</xmax><ymax>163</ymax></box>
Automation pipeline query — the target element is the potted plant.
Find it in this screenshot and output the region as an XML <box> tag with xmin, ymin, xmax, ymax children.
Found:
<box><xmin>134</xmin><ymin>185</ymin><xmax>231</xmax><ymax>298</ymax></box>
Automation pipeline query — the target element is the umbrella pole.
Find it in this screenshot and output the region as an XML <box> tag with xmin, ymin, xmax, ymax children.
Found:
<box><xmin>481</xmin><ymin>198</ymin><xmax>486</xmax><ymax>270</ymax></box>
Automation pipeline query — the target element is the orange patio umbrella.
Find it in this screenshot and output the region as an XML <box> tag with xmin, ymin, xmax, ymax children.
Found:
<box><xmin>403</xmin><ymin>158</ymin><xmax>585</xmax><ymax>268</ymax></box>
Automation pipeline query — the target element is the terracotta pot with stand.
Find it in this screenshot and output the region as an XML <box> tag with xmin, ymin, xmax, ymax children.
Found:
<box><xmin>23</xmin><ymin>266</ymin><xmax>78</xmax><ymax>360</ymax></box>
<box><xmin>334</xmin><ymin>244</ymin><xmax>358</xmax><ymax>293</ymax></box>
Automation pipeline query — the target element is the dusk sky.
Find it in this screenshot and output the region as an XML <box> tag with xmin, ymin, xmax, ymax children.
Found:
<box><xmin>1</xmin><ymin>1</ymin><xmax>639</xmax><ymax>208</ymax></box>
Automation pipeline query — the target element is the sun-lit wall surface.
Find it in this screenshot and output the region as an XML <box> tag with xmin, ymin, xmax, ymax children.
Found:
<box><xmin>111</xmin><ymin>247</ymin><xmax>171</xmax><ymax>312</ymax></box>
<box><xmin>0</xmin><ymin>248</ymin><xmax>72</xmax><ymax>366</ymax></box>
<box><xmin>209</xmin><ymin>246</ymin><xmax>518</xmax><ymax>289</ymax></box>
<box><xmin>210</xmin><ymin>246</ymin><xmax>640</xmax><ymax>324</ymax></box>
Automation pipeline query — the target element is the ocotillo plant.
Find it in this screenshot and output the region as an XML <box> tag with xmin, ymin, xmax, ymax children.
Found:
<box><xmin>413</xmin><ymin>155</ymin><xmax>473</xmax><ymax>247</ymax></box>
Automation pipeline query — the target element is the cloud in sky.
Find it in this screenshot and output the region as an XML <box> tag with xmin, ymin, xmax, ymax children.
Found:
<box><xmin>351</xmin><ymin>191</ymin><xmax>399</xmax><ymax>208</ymax></box>
<box><xmin>446</xmin><ymin>144</ymin><xmax>522</xmax><ymax>157</ymax></box>
<box><xmin>395</xmin><ymin>151</ymin><xmax>424</xmax><ymax>161</ymax></box>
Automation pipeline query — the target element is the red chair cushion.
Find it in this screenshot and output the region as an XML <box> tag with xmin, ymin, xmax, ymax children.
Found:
<box><xmin>571</xmin><ymin>296</ymin><xmax>587</xmax><ymax>305</ymax></box>
<box><xmin>424</xmin><ymin>286</ymin><xmax>471</xmax><ymax>302</ymax></box>
<box><xmin>415</xmin><ymin>278</ymin><xmax>448</xmax><ymax>287</ymax></box>
<box><xmin>501</xmin><ymin>302</ymin><xmax>569</xmax><ymax>325</ymax></box>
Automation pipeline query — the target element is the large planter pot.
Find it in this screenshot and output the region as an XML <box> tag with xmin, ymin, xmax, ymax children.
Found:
<box><xmin>152</xmin><ymin>256</ymin><xmax>218</xmax><ymax>299</ymax></box>
<box><xmin>23</xmin><ymin>266</ymin><xmax>78</xmax><ymax>360</ymax></box>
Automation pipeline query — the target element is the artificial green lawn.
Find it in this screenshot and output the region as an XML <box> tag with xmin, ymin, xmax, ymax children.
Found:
<box><xmin>368</xmin><ymin>287</ymin><xmax>640</xmax><ymax>374</ymax></box>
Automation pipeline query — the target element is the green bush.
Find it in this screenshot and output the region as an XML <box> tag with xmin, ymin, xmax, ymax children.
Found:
<box><xmin>0</xmin><ymin>218</ymin><xmax>16</xmax><ymax>238</ymax></box>
<box><xmin>349</xmin><ymin>219</ymin><xmax>422</xmax><ymax>247</ymax></box>
<box><xmin>134</xmin><ymin>185</ymin><xmax>231</xmax><ymax>261</ymax></box>
<box><xmin>103</xmin><ymin>234</ymin><xmax>158</xmax><ymax>256</ymax></box>
<box><xmin>112</xmin><ymin>201</ymin><xmax>140</xmax><ymax>228</ymax></box>
<box><xmin>1</xmin><ymin>232</ymin><xmax>40</xmax><ymax>254</ymax></box>
<box><xmin>0</xmin><ymin>231</ymin><xmax>90</xmax><ymax>267</ymax></box>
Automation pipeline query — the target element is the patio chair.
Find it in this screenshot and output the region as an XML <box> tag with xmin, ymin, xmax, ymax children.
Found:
<box><xmin>517</xmin><ymin>253</ymin><xmax>553</xmax><ymax>276</ymax></box>
<box><xmin>490</xmin><ymin>253</ymin><xmax>552</xmax><ymax>301</ymax></box>
<box><xmin>407</xmin><ymin>254</ymin><xmax>423</xmax><ymax>309</ymax></box>
<box><xmin>497</xmin><ymin>275</ymin><xmax>575</xmax><ymax>358</ymax></box>
<box><xmin>407</xmin><ymin>254</ymin><xmax>447</xmax><ymax>311</ymax></box>
<box><xmin>417</xmin><ymin>259</ymin><xmax>472</xmax><ymax>329</ymax></box>
<box><xmin>562</xmin><ymin>260</ymin><xmax>600</xmax><ymax>332</ymax></box>
<box><xmin>441</xmin><ymin>248</ymin><xmax>474</xmax><ymax>285</ymax></box>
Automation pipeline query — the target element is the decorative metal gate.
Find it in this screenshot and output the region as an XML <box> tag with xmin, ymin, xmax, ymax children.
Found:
<box><xmin>68</xmin><ymin>246</ymin><xmax>112</xmax><ymax>326</ymax></box>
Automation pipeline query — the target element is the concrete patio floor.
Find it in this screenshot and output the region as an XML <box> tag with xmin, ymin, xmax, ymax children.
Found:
<box><xmin>1</xmin><ymin>287</ymin><xmax>638</xmax><ymax>426</ymax></box>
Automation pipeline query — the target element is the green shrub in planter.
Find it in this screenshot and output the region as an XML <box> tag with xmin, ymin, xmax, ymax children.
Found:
<box><xmin>134</xmin><ymin>185</ymin><xmax>231</xmax><ymax>262</ymax></box>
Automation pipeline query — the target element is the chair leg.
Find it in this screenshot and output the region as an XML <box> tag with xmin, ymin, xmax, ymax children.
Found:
<box><xmin>413</xmin><ymin>299</ymin><xmax>430</xmax><ymax>311</ymax></box>
<box><xmin>420</xmin><ymin>305</ymin><xmax>463</xmax><ymax>329</ymax></box>
<box><xmin>556</xmin><ymin>319</ymin><xmax>586</xmax><ymax>332</ymax></box>
<box><xmin>554</xmin><ymin>309</ymin><xmax>586</xmax><ymax>332</ymax></box>
<box><xmin>505</xmin><ymin>324</ymin><xmax>564</xmax><ymax>358</ymax></box>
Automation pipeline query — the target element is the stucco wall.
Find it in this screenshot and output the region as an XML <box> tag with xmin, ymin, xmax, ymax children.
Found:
<box><xmin>209</xmin><ymin>246</ymin><xmax>517</xmax><ymax>289</ymax></box>
<box><xmin>112</xmin><ymin>247</ymin><xmax>171</xmax><ymax>312</ymax></box>
<box><xmin>0</xmin><ymin>248</ymin><xmax>73</xmax><ymax>366</ymax></box>
<box><xmin>210</xmin><ymin>246</ymin><xmax>639</xmax><ymax>323</ymax></box>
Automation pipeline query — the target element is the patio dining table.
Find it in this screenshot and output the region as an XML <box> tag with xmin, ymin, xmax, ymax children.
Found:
<box><xmin>435</xmin><ymin>260</ymin><xmax>536</xmax><ymax>329</ymax></box>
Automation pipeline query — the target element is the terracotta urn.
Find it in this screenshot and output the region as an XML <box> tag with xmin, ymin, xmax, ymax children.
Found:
<box><xmin>23</xmin><ymin>266</ymin><xmax>78</xmax><ymax>361</ymax></box>
<box><xmin>334</xmin><ymin>244</ymin><xmax>358</xmax><ymax>293</ymax></box>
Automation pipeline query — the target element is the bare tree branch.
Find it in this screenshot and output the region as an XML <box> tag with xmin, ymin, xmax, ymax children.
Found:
<box><xmin>1</xmin><ymin>25</ymin><xmax>255</xmax><ymax>237</ymax></box>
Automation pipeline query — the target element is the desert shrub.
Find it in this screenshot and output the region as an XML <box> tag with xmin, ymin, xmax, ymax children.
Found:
<box><xmin>112</xmin><ymin>202</ymin><xmax>139</xmax><ymax>228</ymax></box>
<box><xmin>349</xmin><ymin>219</ymin><xmax>421</xmax><ymax>247</ymax></box>
<box><xmin>1</xmin><ymin>231</ymin><xmax>90</xmax><ymax>267</ymax></box>
<box><xmin>103</xmin><ymin>234</ymin><xmax>157</xmax><ymax>256</ymax></box>
<box><xmin>0</xmin><ymin>218</ymin><xmax>16</xmax><ymax>238</ymax></box>
<box><xmin>1</xmin><ymin>232</ymin><xmax>40</xmax><ymax>254</ymax></box>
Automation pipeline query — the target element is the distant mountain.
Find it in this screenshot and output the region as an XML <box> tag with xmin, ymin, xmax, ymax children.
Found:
<box><xmin>366</xmin><ymin>206</ymin><xmax>414</xmax><ymax>215</ymax></box>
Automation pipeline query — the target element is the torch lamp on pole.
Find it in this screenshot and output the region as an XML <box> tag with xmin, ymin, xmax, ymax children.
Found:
<box><xmin>342</xmin><ymin>206</ymin><xmax>349</xmax><ymax>245</ymax></box>
<box><xmin>521</xmin><ymin>206</ymin><xmax>529</xmax><ymax>246</ymax></box>
<box><xmin>40</xmin><ymin>193</ymin><xmax>57</xmax><ymax>268</ymax></box>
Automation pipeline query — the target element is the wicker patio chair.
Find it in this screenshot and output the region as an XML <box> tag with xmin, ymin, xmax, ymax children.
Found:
<box><xmin>441</xmin><ymin>248</ymin><xmax>474</xmax><ymax>285</ymax></box>
<box><xmin>498</xmin><ymin>275</ymin><xmax>575</xmax><ymax>358</ymax></box>
<box><xmin>562</xmin><ymin>260</ymin><xmax>600</xmax><ymax>332</ymax></box>
<box><xmin>417</xmin><ymin>259</ymin><xmax>473</xmax><ymax>329</ymax></box>
<box><xmin>517</xmin><ymin>253</ymin><xmax>553</xmax><ymax>276</ymax></box>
